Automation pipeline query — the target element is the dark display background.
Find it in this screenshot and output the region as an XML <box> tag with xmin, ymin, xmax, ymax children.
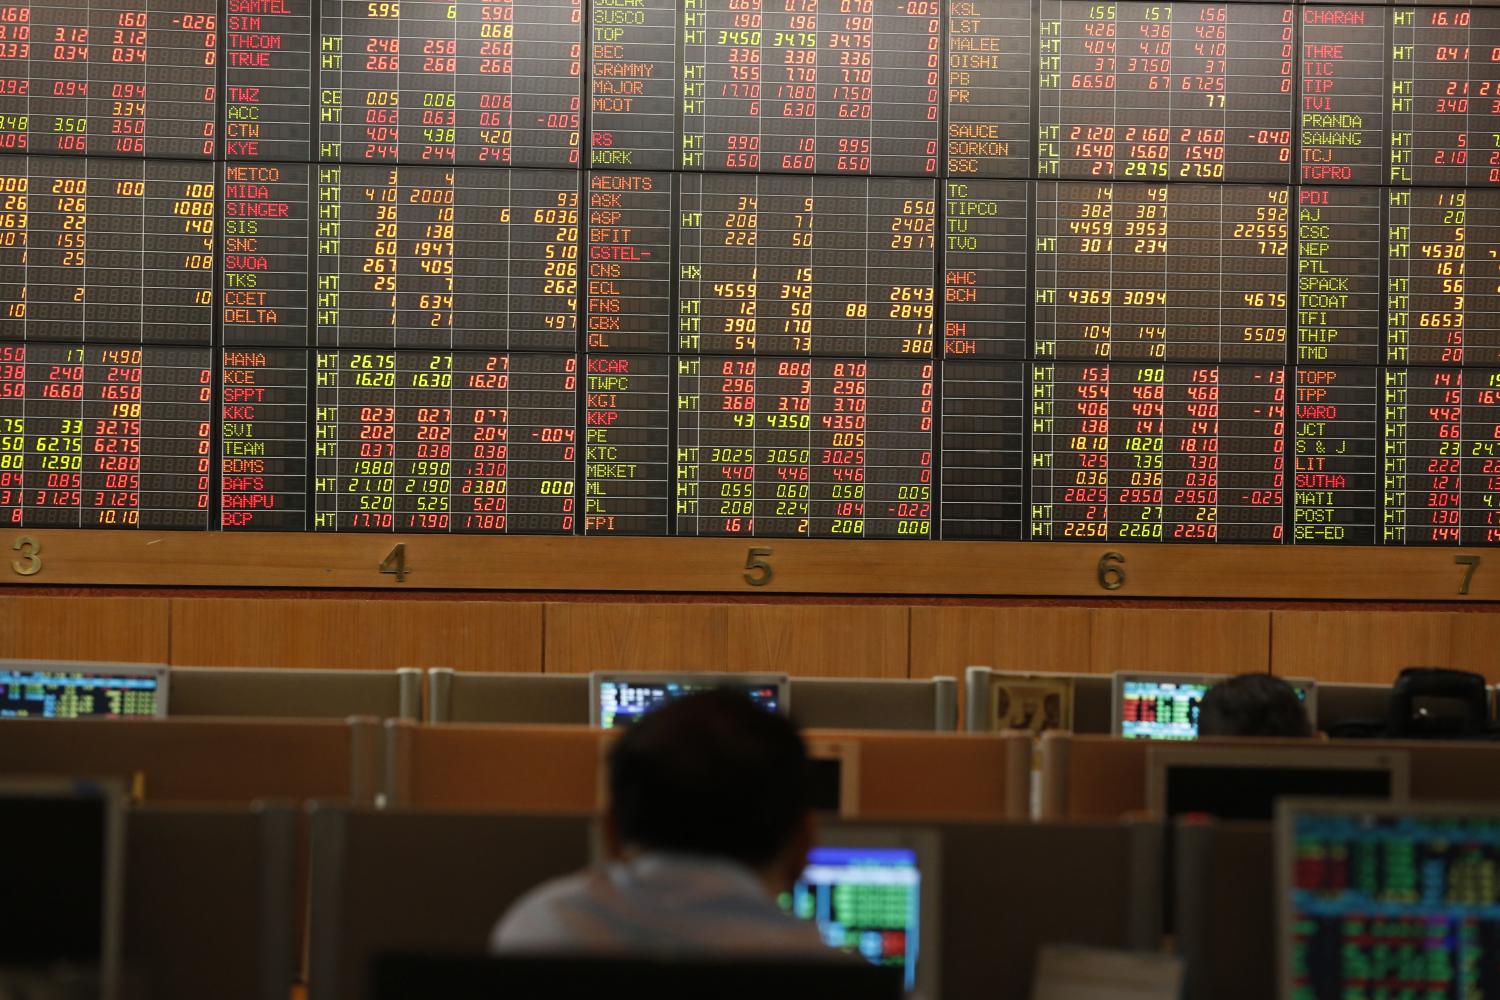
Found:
<box><xmin>0</xmin><ymin>0</ymin><xmax>1497</xmax><ymax>544</ymax></box>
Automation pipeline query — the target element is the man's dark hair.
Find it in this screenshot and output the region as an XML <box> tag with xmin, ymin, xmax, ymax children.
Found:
<box><xmin>608</xmin><ymin>688</ymin><xmax>810</xmax><ymax>869</ymax></box>
<box><xmin>1198</xmin><ymin>674</ymin><xmax>1313</xmax><ymax>738</ymax></box>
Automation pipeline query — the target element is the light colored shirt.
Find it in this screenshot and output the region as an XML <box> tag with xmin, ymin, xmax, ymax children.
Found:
<box><xmin>489</xmin><ymin>853</ymin><xmax>834</xmax><ymax>958</ymax></box>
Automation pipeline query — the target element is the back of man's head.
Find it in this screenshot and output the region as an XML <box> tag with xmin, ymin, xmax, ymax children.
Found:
<box><xmin>1198</xmin><ymin>674</ymin><xmax>1313</xmax><ymax>738</ymax></box>
<box><xmin>607</xmin><ymin>689</ymin><xmax>810</xmax><ymax>870</ymax></box>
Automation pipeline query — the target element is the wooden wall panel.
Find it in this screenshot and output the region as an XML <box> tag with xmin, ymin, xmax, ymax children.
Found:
<box><xmin>168</xmin><ymin>598</ymin><xmax>542</xmax><ymax>672</ymax></box>
<box><xmin>543</xmin><ymin>604</ymin><xmax>730</xmax><ymax>674</ymax></box>
<box><xmin>0</xmin><ymin>595</ymin><xmax>169</xmax><ymax>663</ymax></box>
<box><xmin>1451</xmin><ymin>613</ymin><xmax>1500</xmax><ymax>681</ymax></box>
<box><xmin>7</xmin><ymin>590</ymin><xmax>1494</xmax><ymax>689</ymax></box>
<box><xmin>1270</xmin><ymin>611</ymin><xmax>1453</xmax><ymax>684</ymax></box>
<box><xmin>542</xmin><ymin>603</ymin><xmax>908</xmax><ymax>677</ymax></box>
<box><xmin>1089</xmin><ymin>608</ymin><xmax>1270</xmax><ymax>674</ymax></box>
<box><xmin>726</xmin><ymin>605</ymin><xmax>908</xmax><ymax>677</ymax></box>
<box><xmin>909</xmin><ymin>607</ymin><xmax>1092</xmax><ymax>678</ymax></box>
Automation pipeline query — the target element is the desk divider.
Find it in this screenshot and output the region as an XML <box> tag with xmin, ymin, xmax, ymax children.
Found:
<box><xmin>383</xmin><ymin>722</ymin><xmax>1032</xmax><ymax>821</ymax></box>
<box><xmin>0</xmin><ymin>715</ymin><xmax>381</xmax><ymax>806</ymax></box>
<box><xmin>383</xmin><ymin>721</ymin><xmax>608</xmax><ymax>813</ymax></box>
<box><xmin>307</xmin><ymin>808</ymin><xmax>595</xmax><ymax>1000</ymax></box>
<box><xmin>124</xmin><ymin>803</ymin><xmax>299</xmax><ymax>1000</ymax></box>
<box><xmin>1173</xmin><ymin>820</ymin><xmax>1275</xmax><ymax>1000</ymax></box>
<box><xmin>1040</xmin><ymin>732</ymin><xmax>1500</xmax><ymax>820</ymax></box>
<box><xmin>168</xmin><ymin>666</ymin><xmax>422</xmax><ymax>723</ymax></box>
<box><xmin>425</xmin><ymin>669</ymin><xmax>589</xmax><ymax>725</ymax></box>
<box><xmin>936</xmin><ymin>819</ymin><xmax>1163</xmax><ymax>1000</ymax></box>
<box><xmin>304</xmin><ymin>810</ymin><xmax>1161</xmax><ymax>1000</ymax></box>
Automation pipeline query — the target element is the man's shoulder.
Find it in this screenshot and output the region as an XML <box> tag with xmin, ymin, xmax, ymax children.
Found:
<box><xmin>510</xmin><ymin>867</ymin><xmax>603</xmax><ymax>910</ymax></box>
<box><xmin>489</xmin><ymin>858</ymin><xmax>836</xmax><ymax>959</ymax></box>
<box><xmin>489</xmin><ymin>868</ymin><xmax>610</xmax><ymax>952</ymax></box>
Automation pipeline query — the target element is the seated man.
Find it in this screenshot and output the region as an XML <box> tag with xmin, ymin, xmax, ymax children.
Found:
<box><xmin>1198</xmin><ymin>673</ymin><xmax>1313</xmax><ymax>738</ymax></box>
<box><xmin>490</xmin><ymin>688</ymin><xmax>831</xmax><ymax>956</ymax></box>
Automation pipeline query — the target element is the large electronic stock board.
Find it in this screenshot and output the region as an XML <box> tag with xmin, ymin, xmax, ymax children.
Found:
<box><xmin>0</xmin><ymin>0</ymin><xmax>1499</xmax><ymax>549</ymax></box>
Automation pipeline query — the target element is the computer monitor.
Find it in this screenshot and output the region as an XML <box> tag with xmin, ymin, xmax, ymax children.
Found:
<box><xmin>0</xmin><ymin>660</ymin><xmax>169</xmax><ymax>719</ymax></box>
<box><xmin>1113</xmin><ymin>673</ymin><xmax>1223</xmax><ymax>740</ymax></box>
<box><xmin>783</xmin><ymin>825</ymin><xmax>939</xmax><ymax>999</ymax></box>
<box><xmin>1112</xmin><ymin>672</ymin><xmax>1317</xmax><ymax>740</ymax></box>
<box><xmin>1277</xmin><ymin>800</ymin><xmax>1500</xmax><ymax>1000</ymax></box>
<box><xmin>588</xmin><ymin>672</ymin><xmax>789</xmax><ymax>729</ymax></box>
<box><xmin>368</xmin><ymin>955</ymin><xmax>904</xmax><ymax>1000</ymax></box>
<box><xmin>0</xmin><ymin>779</ymin><xmax>124</xmax><ymax>1000</ymax></box>
<box><xmin>970</xmin><ymin>669</ymin><xmax>1075</xmax><ymax>734</ymax></box>
<box><xmin>1147</xmin><ymin>746</ymin><xmax>1408</xmax><ymax>821</ymax></box>
<box><xmin>805</xmin><ymin>739</ymin><xmax>860</xmax><ymax>817</ymax></box>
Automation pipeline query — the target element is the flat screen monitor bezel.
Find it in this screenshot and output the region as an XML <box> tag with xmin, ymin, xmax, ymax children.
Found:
<box><xmin>0</xmin><ymin>777</ymin><xmax>125</xmax><ymax>1000</ymax></box>
<box><xmin>1147</xmin><ymin>745</ymin><xmax>1410</xmax><ymax>819</ymax></box>
<box><xmin>0</xmin><ymin>659</ymin><xmax>170</xmax><ymax>720</ymax></box>
<box><xmin>805</xmin><ymin>738</ymin><xmax>861</xmax><ymax>817</ymax></box>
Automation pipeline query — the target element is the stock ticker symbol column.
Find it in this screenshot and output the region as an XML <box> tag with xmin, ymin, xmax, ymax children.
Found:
<box><xmin>1291</xmin><ymin>185</ymin><xmax>1380</xmax><ymax>545</ymax></box>
<box><xmin>221</xmin><ymin>349</ymin><xmax>308</xmax><ymax>530</ymax></box>
<box><xmin>225</xmin><ymin>0</ymin><xmax>312</xmax><ymax>161</ymax></box>
<box><xmin>589</xmin><ymin>0</ymin><xmax>677</xmax><ymax>170</ymax></box>
<box><xmin>1299</xmin><ymin>5</ymin><xmax>1385</xmax><ymax>186</ymax></box>
<box><xmin>584</xmin><ymin>171</ymin><xmax>672</xmax><ymax>534</ymax></box>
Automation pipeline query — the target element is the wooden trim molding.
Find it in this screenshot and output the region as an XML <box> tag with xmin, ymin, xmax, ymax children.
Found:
<box><xmin>4</xmin><ymin>529</ymin><xmax>1500</xmax><ymax>602</ymax></box>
